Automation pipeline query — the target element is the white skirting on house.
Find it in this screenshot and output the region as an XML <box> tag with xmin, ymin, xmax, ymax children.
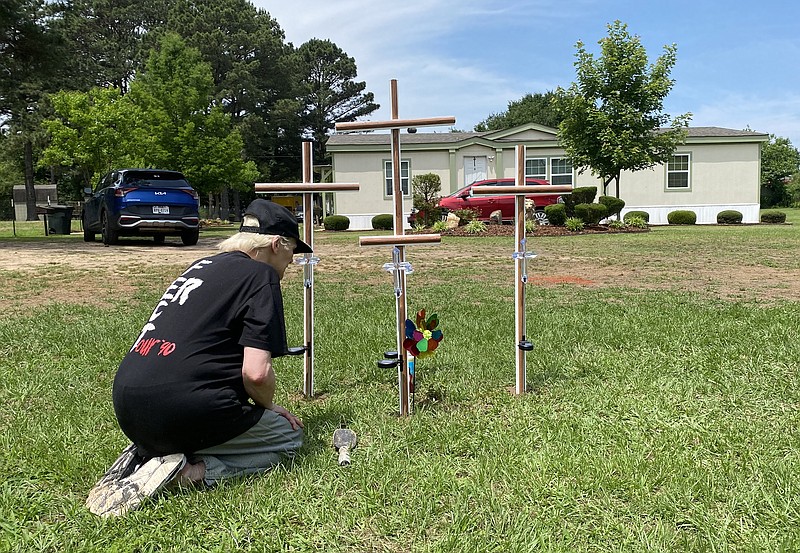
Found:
<box><xmin>338</xmin><ymin>213</ymin><xmax>413</xmax><ymax>231</ymax></box>
<box><xmin>621</xmin><ymin>203</ymin><xmax>760</xmax><ymax>225</ymax></box>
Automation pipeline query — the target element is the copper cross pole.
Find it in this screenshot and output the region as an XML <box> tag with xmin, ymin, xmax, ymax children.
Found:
<box><xmin>336</xmin><ymin>79</ymin><xmax>455</xmax><ymax>416</ymax></box>
<box><xmin>472</xmin><ymin>145</ymin><xmax>572</xmax><ymax>394</ymax></box>
<box><xmin>255</xmin><ymin>141</ymin><xmax>360</xmax><ymax>398</ymax></box>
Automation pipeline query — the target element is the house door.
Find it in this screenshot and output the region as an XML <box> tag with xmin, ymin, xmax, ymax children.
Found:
<box><xmin>464</xmin><ymin>156</ymin><xmax>487</xmax><ymax>185</ymax></box>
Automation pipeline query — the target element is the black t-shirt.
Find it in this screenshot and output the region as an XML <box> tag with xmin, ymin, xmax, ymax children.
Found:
<box><xmin>112</xmin><ymin>251</ymin><xmax>288</xmax><ymax>457</ymax></box>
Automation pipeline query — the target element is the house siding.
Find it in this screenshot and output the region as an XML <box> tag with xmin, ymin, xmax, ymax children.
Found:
<box><xmin>327</xmin><ymin>125</ymin><xmax>768</xmax><ymax>229</ymax></box>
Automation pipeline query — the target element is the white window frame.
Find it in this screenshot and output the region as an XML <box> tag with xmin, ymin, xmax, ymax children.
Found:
<box><xmin>666</xmin><ymin>153</ymin><xmax>691</xmax><ymax>190</ymax></box>
<box><xmin>384</xmin><ymin>159</ymin><xmax>411</xmax><ymax>198</ymax></box>
<box><xmin>525</xmin><ymin>158</ymin><xmax>547</xmax><ymax>179</ymax></box>
<box><xmin>550</xmin><ymin>158</ymin><xmax>573</xmax><ymax>186</ymax></box>
<box><xmin>525</xmin><ymin>156</ymin><xmax>573</xmax><ymax>185</ymax></box>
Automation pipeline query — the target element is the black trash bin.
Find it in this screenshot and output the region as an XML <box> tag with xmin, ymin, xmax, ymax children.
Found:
<box><xmin>46</xmin><ymin>206</ymin><xmax>73</xmax><ymax>235</ymax></box>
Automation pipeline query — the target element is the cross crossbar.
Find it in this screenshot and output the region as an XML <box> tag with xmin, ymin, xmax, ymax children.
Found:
<box><xmin>336</xmin><ymin>116</ymin><xmax>455</xmax><ymax>132</ymax></box>
<box><xmin>471</xmin><ymin>184</ymin><xmax>574</xmax><ymax>196</ymax></box>
<box><xmin>359</xmin><ymin>234</ymin><xmax>441</xmax><ymax>247</ymax></box>
<box><xmin>255</xmin><ymin>182</ymin><xmax>360</xmax><ymax>193</ymax></box>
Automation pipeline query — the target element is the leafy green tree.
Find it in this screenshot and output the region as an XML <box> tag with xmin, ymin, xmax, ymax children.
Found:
<box><xmin>128</xmin><ymin>33</ymin><xmax>257</xmax><ymax>201</ymax></box>
<box><xmin>296</xmin><ymin>38</ymin><xmax>379</xmax><ymax>163</ymax></box>
<box><xmin>760</xmin><ymin>135</ymin><xmax>800</xmax><ymax>207</ymax></box>
<box><xmin>554</xmin><ymin>21</ymin><xmax>691</xmax><ymax>198</ymax></box>
<box><xmin>166</xmin><ymin>0</ymin><xmax>297</xmax><ymax>184</ymax></box>
<box><xmin>41</xmin><ymin>87</ymin><xmax>153</xmax><ymax>188</ymax></box>
<box><xmin>41</xmin><ymin>33</ymin><xmax>257</xmax><ymax>208</ymax></box>
<box><xmin>1</xmin><ymin>0</ymin><xmax>70</xmax><ymax>219</ymax></box>
<box><xmin>60</xmin><ymin>0</ymin><xmax>173</xmax><ymax>93</ymax></box>
<box><xmin>411</xmin><ymin>173</ymin><xmax>442</xmax><ymax>227</ymax></box>
<box><xmin>475</xmin><ymin>92</ymin><xmax>562</xmax><ymax>131</ymax></box>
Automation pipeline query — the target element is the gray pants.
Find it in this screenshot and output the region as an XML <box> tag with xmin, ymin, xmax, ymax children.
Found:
<box><xmin>194</xmin><ymin>409</ymin><xmax>304</xmax><ymax>485</ymax></box>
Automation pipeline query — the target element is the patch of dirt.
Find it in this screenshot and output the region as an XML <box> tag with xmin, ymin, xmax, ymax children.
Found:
<box><xmin>3</xmin><ymin>224</ymin><xmax>800</xmax><ymax>310</ymax></box>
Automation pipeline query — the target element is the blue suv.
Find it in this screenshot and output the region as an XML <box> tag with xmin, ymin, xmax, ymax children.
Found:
<box><xmin>82</xmin><ymin>169</ymin><xmax>200</xmax><ymax>246</ymax></box>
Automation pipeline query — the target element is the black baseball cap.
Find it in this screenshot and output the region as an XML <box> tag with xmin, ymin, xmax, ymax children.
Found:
<box><xmin>240</xmin><ymin>199</ymin><xmax>313</xmax><ymax>253</ymax></box>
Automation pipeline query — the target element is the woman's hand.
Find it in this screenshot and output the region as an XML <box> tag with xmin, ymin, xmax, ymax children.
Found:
<box><xmin>270</xmin><ymin>404</ymin><xmax>304</xmax><ymax>430</ymax></box>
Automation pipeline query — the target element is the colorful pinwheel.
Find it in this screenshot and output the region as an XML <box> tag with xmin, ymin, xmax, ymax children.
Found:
<box><xmin>403</xmin><ymin>309</ymin><xmax>443</xmax><ymax>360</ymax></box>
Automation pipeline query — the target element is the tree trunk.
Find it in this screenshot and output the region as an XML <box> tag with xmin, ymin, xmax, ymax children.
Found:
<box><xmin>220</xmin><ymin>185</ymin><xmax>230</xmax><ymax>221</ymax></box>
<box><xmin>232</xmin><ymin>189</ymin><xmax>241</xmax><ymax>221</ymax></box>
<box><xmin>24</xmin><ymin>140</ymin><xmax>37</xmax><ymax>221</ymax></box>
<box><xmin>207</xmin><ymin>192</ymin><xmax>216</xmax><ymax>219</ymax></box>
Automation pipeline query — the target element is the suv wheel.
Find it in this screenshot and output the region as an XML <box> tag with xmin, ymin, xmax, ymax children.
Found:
<box><xmin>101</xmin><ymin>211</ymin><xmax>119</xmax><ymax>245</ymax></box>
<box><xmin>181</xmin><ymin>228</ymin><xmax>199</xmax><ymax>246</ymax></box>
<box><xmin>533</xmin><ymin>210</ymin><xmax>549</xmax><ymax>226</ymax></box>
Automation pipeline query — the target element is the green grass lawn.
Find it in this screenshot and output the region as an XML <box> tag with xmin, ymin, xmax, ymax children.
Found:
<box><xmin>1</xmin><ymin>216</ymin><xmax>799</xmax><ymax>551</ymax></box>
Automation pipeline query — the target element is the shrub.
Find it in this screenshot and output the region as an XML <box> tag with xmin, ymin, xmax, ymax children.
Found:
<box><xmin>608</xmin><ymin>219</ymin><xmax>627</xmax><ymax>230</ymax></box>
<box><xmin>414</xmin><ymin>201</ymin><xmax>443</xmax><ymax>227</ymax></box>
<box><xmin>563</xmin><ymin>186</ymin><xmax>597</xmax><ymax>216</ymax></box>
<box><xmin>371</xmin><ymin>214</ymin><xmax>394</xmax><ymax>230</ymax></box>
<box><xmin>453</xmin><ymin>208</ymin><xmax>478</xmax><ymax>225</ymax></box>
<box><xmin>323</xmin><ymin>215</ymin><xmax>350</xmax><ymax>231</ymax></box>
<box><xmin>544</xmin><ymin>203</ymin><xmax>566</xmax><ymax>226</ymax></box>
<box><xmin>716</xmin><ymin>210</ymin><xmax>743</xmax><ymax>224</ymax></box>
<box><xmin>574</xmin><ymin>203</ymin><xmax>608</xmax><ymax>225</ymax></box>
<box><xmin>565</xmin><ymin>217</ymin><xmax>584</xmax><ymax>232</ymax></box>
<box><xmin>599</xmin><ymin>195</ymin><xmax>625</xmax><ymax>218</ymax></box>
<box><xmin>625</xmin><ymin>216</ymin><xmax>648</xmax><ymax>229</ymax></box>
<box><xmin>431</xmin><ymin>220</ymin><xmax>447</xmax><ymax>232</ymax></box>
<box><xmin>667</xmin><ymin>210</ymin><xmax>697</xmax><ymax>225</ymax></box>
<box><xmin>572</xmin><ymin>186</ymin><xmax>598</xmax><ymax>205</ymax></box>
<box><xmin>464</xmin><ymin>220</ymin><xmax>487</xmax><ymax>234</ymax></box>
<box><xmin>624</xmin><ymin>210</ymin><xmax>650</xmax><ymax>223</ymax></box>
<box><xmin>761</xmin><ymin>210</ymin><xmax>787</xmax><ymax>224</ymax></box>
<box><xmin>525</xmin><ymin>219</ymin><xmax>536</xmax><ymax>233</ymax></box>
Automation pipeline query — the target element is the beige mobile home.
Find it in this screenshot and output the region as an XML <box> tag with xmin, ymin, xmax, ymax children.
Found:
<box><xmin>326</xmin><ymin>124</ymin><xmax>768</xmax><ymax>230</ymax></box>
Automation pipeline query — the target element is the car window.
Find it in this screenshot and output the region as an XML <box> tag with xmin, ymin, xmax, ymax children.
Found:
<box><xmin>122</xmin><ymin>171</ymin><xmax>190</xmax><ymax>188</ymax></box>
<box><xmin>95</xmin><ymin>173</ymin><xmax>110</xmax><ymax>193</ymax></box>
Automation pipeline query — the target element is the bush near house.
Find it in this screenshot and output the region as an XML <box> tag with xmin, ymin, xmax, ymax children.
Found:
<box><xmin>625</xmin><ymin>216</ymin><xmax>649</xmax><ymax>229</ymax></box>
<box><xmin>323</xmin><ymin>215</ymin><xmax>350</xmax><ymax>230</ymax></box>
<box><xmin>565</xmin><ymin>217</ymin><xmax>584</xmax><ymax>231</ymax></box>
<box><xmin>716</xmin><ymin>210</ymin><xmax>743</xmax><ymax>224</ymax></box>
<box><xmin>599</xmin><ymin>195</ymin><xmax>625</xmax><ymax>218</ymax></box>
<box><xmin>575</xmin><ymin>203</ymin><xmax>608</xmax><ymax>225</ymax></box>
<box><xmin>667</xmin><ymin>210</ymin><xmax>697</xmax><ymax>225</ymax></box>
<box><xmin>624</xmin><ymin>210</ymin><xmax>650</xmax><ymax>223</ymax></box>
<box><xmin>453</xmin><ymin>208</ymin><xmax>478</xmax><ymax>226</ymax></box>
<box><xmin>761</xmin><ymin>210</ymin><xmax>787</xmax><ymax>224</ymax></box>
<box><xmin>371</xmin><ymin>214</ymin><xmax>393</xmax><ymax>230</ymax></box>
<box><xmin>563</xmin><ymin>186</ymin><xmax>598</xmax><ymax>216</ymax></box>
<box><xmin>544</xmin><ymin>203</ymin><xmax>567</xmax><ymax>226</ymax></box>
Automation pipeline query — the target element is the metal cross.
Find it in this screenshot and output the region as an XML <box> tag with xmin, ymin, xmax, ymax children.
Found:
<box><xmin>255</xmin><ymin>141</ymin><xmax>360</xmax><ymax>398</ymax></box>
<box><xmin>335</xmin><ymin>79</ymin><xmax>455</xmax><ymax>416</ymax></box>
<box><xmin>471</xmin><ymin>145</ymin><xmax>572</xmax><ymax>395</ymax></box>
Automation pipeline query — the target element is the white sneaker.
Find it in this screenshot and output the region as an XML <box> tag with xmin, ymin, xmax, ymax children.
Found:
<box><xmin>87</xmin><ymin>453</ymin><xmax>186</xmax><ymax>517</ymax></box>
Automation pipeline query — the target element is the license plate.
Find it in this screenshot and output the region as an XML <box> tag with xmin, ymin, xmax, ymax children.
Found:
<box><xmin>153</xmin><ymin>206</ymin><xmax>170</xmax><ymax>214</ymax></box>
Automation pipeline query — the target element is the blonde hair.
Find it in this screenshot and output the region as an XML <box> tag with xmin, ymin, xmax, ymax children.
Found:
<box><xmin>218</xmin><ymin>215</ymin><xmax>296</xmax><ymax>255</ymax></box>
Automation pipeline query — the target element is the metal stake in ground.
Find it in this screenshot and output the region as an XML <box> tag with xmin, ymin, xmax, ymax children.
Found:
<box><xmin>336</xmin><ymin>79</ymin><xmax>455</xmax><ymax>417</ymax></box>
<box><xmin>255</xmin><ymin>141</ymin><xmax>360</xmax><ymax>398</ymax></box>
<box><xmin>471</xmin><ymin>145</ymin><xmax>572</xmax><ymax>395</ymax></box>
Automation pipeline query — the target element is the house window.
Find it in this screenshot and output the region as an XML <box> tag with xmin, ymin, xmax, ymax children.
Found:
<box><xmin>384</xmin><ymin>160</ymin><xmax>410</xmax><ymax>197</ymax></box>
<box><xmin>550</xmin><ymin>158</ymin><xmax>573</xmax><ymax>186</ymax></box>
<box><xmin>525</xmin><ymin>158</ymin><xmax>547</xmax><ymax>179</ymax></box>
<box><xmin>667</xmin><ymin>154</ymin><xmax>690</xmax><ymax>189</ymax></box>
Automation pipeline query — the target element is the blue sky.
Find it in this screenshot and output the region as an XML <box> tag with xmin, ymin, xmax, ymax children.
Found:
<box><xmin>255</xmin><ymin>0</ymin><xmax>800</xmax><ymax>145</ymax></box>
